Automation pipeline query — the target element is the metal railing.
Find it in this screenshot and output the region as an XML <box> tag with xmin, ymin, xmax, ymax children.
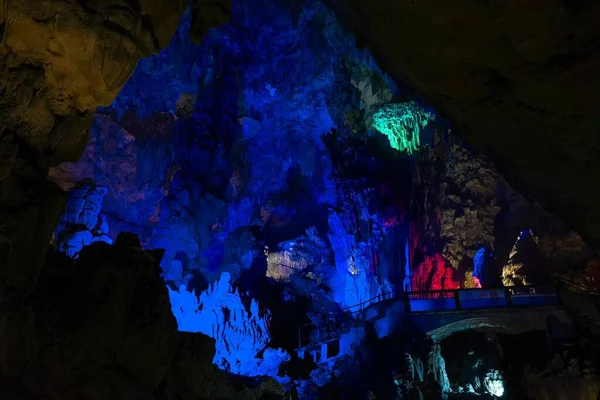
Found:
<box><xmin>508</xmin><ymin>285</ymin><xmax>557</xmax><ymax>296</ymax></box>
<box><xmin>296</xmin><ymin>285</ymin><xmax>559</xmax><ymax>348</ymax></box>
<box><xmin>297</xmin><ymin>291</ymin><xmax>396</xmax><ymax>348</ymax></box>
<box><xmin>339</xmin><ymin>291</ymin><xmax>396</xmax><ymax>315</ymax></box>
<box><xmin>405</xmin><ymin>289</ymin><xmax>456</xmax><ymax>300</ymax></box>
<box><xmin>405</xmin><ymin>285</ymin><xmax>559</xmax><ymax>312</ymax></box>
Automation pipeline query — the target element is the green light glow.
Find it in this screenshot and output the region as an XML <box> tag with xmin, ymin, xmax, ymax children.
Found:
<box><xmin>371</xmin><ymin>101</ymin><xmax>436</xmax><ymax>154</ymax></box>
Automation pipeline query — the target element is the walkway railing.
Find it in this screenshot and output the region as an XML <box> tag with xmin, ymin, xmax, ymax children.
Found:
<box><xmin>406</xmin><ymin>285</ymin><xmax>559</xmax><ymax>312</ymax></box>
<box><xmin>297</xmin><ymin>291</ymin><xmax>395</xmax><ymax>348</ymax></box>
<box><xmin>296</xmin><ymin>285</ymin><xmax>560</xmax><ymax>348</ymax></box>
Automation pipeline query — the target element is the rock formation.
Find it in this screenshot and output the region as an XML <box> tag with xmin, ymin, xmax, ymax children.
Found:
<box><xmin>0</xmin><ymin>1</ymin><xmax>264</xmax><ymax>398</ymax></box>
<box><xmin>0</xmin><ymin>1</ymin><xmax>185</xmax><ymax>298</ymax></box>
<box><xmin>52</xmin><ymin>180</ymin><xmax>113</xmax><ymax>258</ymax></box>
<box><xmin>412</xmin><ymin>132</ymin><xmax>594</xmax><ymax>287</ymax></box>
<box><xmin>266</xmin><ymin>226</ymin><xmax>331</xmax><ymax>282</ymax></box>
<box><xmin>0</xmin><ymin>233</ymin><xmax>285</xmax><ymax>399</ymax></box>
<box><xmin>324</xmin><ymin>0</ymin><xmax>600</xmax><ymax>253</ymax></box>
<box><xmin>0</xmin><ymin>0</ymin><xmax>230</xmax><ymax>300</ymax></box>
<box><xmin>168</xmin><ymin>272</ymin><xmax>290</xmax><ymax>378</ymax></box>
<box><xmin>3</xmin><ymin>0</ymin><xmax>600</xmax><ymax>397</ymax></box>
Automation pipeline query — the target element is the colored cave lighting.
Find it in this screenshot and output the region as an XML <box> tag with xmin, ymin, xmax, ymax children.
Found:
<box><xmin>485</xmin><ymin>370</ymin><xmax>505</xmax><ymax>397</ymax></box>
<box><xmin>371</xmin><ymin>101</ymin><xmax>436</xmax><ymax>154</ymax></box>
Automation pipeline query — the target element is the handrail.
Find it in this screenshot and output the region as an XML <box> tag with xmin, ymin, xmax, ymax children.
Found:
<box><xmin>339</xmin><ymin>291</ymin><xmax>395</xmax><ymax>314</ymax></box>
<box><xmin>296</xmin><ymin>291</ymin><xmax>396</xmax><ymax>348</ymax></box>
<box><xmin>296</xmin><ymin>285</ymin><xmax>559</xmax><ymax>349</ymax></box>
<box><xmin>405</xmin><ymin>285</ymin><xmax>559</xmax><ymax>313</ymax></box>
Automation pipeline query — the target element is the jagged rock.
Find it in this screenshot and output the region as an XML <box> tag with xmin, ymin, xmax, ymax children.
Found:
<box><xmin>412</xmin><ymin>254</ymin><xmax>459</xmax><ymax>291</ymax></box>
<box><xmin>168</xmin><ymin>272</ymin><xmax>290</xmax><ymax>378</ymax></box>
<box><xmin>325</xmin><ymin>0</ymin><xmax>600</xmax><ymax>253</ymax></box>
<box><xmin>413</xmin><ymin>134</ymin><xmax>594</xmax><ymax>288</ymax></box>
<box><xmin>53</xmin><ymin>180</ymin><xmax>112</xmax><ymax>258</ymax></box>
<box><xmin>427</xmin><ymin>344</ymin><xmax>451</xmax><ymax>394</ymax></box>
<box><xmin>267</xmin><ymin>226</ymin><xmax>331</xmax><ymax>281</ymax></box>
<box><xmin>0</xmin><ymin>0</ymin><xmax>194</xmax><ymax>299</ymax></box>
<box><xmin>483</xmin><ymin>369</ymin><xmax>504</xmax><ymax>397</ymax></box>
<box><xmin>350</xmin><ymin>65</ymin><xmax>393</xmax><ymax>112</ymax></box>
<box><xmin>49</xmin><ymin>114</ymin><xmax>163</xmax><ymax>223</ymax></box>
<box><xmin>328</xmin><ymin>182</ymin><xmax>388</xmax><ymax>307</ymax></box>
<box><xmin>0</xmin><ymin>235</ymin><xmax>286</xmax><ymax>398</ymax></box>
<box><xmin>0</xmin><ymin>0</ymin><xmax>187</xmax><ymax>160</ymax></box>
<box><xmin>413</xmin><ymin>139</ymin><xmax>501</xmax><ymax>273</ymax></box>
<box><xmin>501</xmin><ymin>229</ymin><xmax>554</xmax><ymax>286</ymax></box>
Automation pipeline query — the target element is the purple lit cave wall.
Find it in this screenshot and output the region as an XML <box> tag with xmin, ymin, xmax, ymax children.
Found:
<box><xmin>48</xmin><ymin>0</ymin><xmax>597</xmax><ymax>394</ymax></box>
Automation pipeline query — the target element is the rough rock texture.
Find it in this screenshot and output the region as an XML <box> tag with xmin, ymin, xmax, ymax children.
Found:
<box><xmin>328</xmin><ymin>181</ymin><xmax>389</xmax><ymax>307</ymax></box>
<box><xmin>0</xmin><ymin>233</ymin><xmax>285</xmax><ymax>399</ymax></box>
<box><xmin>168</xmin><ymin>272</ymin><xmax>290</xmax><ymax>378</ymax></box>
<box><xmin>0</xmin><ymin>0</ymin><xmax>181</xmax><ymax>301</ymax></box>
<box><xmin>49</xmin><ymin>113</ymin><xmax>173</xmax><ymax>228</ymax></box>
<box><xmin>266</xmin><ymin>226</ymin><xmax>331</xmax><ymax>282</ymax></box>
<box><xmin>412</xmin><ymin>254</ymin><xmax>459</xmax><ymax>292</ymax></box>
<box><xmin>49</xmin><ymin>0</ymin><xmax>410</xmax><ymax>315</ymax></box>
<box><xmin>0</xmin><ymin>0</ymin><xmax>232</xmax><ymax>300</ymax></box>
<box><xmin>52</xmin><ymin>180</ymin><xmax>113</xmax><ymax>258</ymax></box>
<box><xmin>412</xmin><ymin>131</ymin><xmax>593</xmax><ymax>286</ymax></box>
<box><xmin>324</xmin><ymin>0</ymin><xmax>600</xmax><ymax>253</ymax></box>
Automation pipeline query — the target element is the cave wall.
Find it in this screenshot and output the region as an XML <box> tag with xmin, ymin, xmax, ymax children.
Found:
<box><xmin>49</xmin><ymin>0</ymin><xmax>415</xmax><ymax>307</ymax></box>
<box><xmin>0</xmin><ymin>0</ymin><xmax>191</xmax><ymax>299</ymax></box>
<box><xmin>0</xmin><ymin>1</ymin><xmax>291</xmax><ymax>398</ymax></box>
<box><xmin>47</xmin><ymin>0</ymin><xmax>598</xmax><ymax>318</ymax></box>
<box><xmin>2</xmin><ymin>0</ymin><xmax>600</xmax><ymax>397</ymax></box>
<box><xmin>0</xmin><ymin>0</ymin><xmax>235</xmax><ymax>299</ymax></box>
<box><xmin>411</xmin><ymin>132</ymin><xmax>594</xmax><ymax>288</ymax></box>
<box><xmin>46</xmin><ymin>0</ymin><xmax>421</xmax><ymax>383</ymax></box>
<box><xmin>323</xmin><ymin>0</ymin><xmax>600</xmax><ymax>254</ymax></box>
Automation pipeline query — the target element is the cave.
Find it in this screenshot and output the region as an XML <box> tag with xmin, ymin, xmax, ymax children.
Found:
<box><xmin>1</xmin><ymin>0</ymin><xmax>600</xmax><ymax>399</ymax></box>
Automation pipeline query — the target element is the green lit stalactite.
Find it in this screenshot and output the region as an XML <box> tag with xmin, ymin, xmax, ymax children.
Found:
<box><xmin>371</xmin><ymin>101</ymin><xmax>436</xmax><ymax>154</ymax></box>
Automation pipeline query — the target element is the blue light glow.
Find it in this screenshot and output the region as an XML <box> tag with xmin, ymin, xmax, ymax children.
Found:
<box><xmin>54</xmin><ymin>0</ymin><xmax>418</xmax><ymax>383</ymax></box>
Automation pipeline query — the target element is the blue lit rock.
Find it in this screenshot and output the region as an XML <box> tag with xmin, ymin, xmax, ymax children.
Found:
<box><xmin>327</xmin><ymin>183</ymin><xmax>389</xmax><ymax>308</ymax></box>
<box><xmin>168</xmin><ymin>272</ymin><xmax>290</xmax><ymax>378</ymax></box>
<box><xmin>53</xmin><ymin>181</ymin><xmax>112</xmax><ymax>258</ymax></box>
<box><xmin>52</xmin><ymin>0</ymin><xmax>403</xmax><ymax>305</ymax></box>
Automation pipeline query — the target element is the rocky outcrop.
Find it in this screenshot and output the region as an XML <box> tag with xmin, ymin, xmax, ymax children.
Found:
<box><xmin>266</xmin><ymin>226</ymin><xmax>331</xmax><ymax>282</ymax></box>
<box><xmin>49</xmin><ymin>0</ymin><xmax>409</xmax><ymax>312</ymax></box>
<box><xmin>412</xmin><ymin>254</ymin><xmax>459</xmax><ymax>292</ymax></box>
<box><xmin>168</xmin><ymin>272</ymin><xmax>290</xmax><ymax>378</ymax></box>
<box><xmin>0</xmin><ymin>0</ymin><xmax>234</xmax><ymax>300</ymax></box>
<box><xmin>412</xmin><ymin>134</ymin><xmax>502</xmax><ymax>274</ymax></box>
<box><xmin>328</xmin><ymin>182</ymin><xmax>388</xmax><ymax>307</ymax></box>
<box><xmin>324</xmin><ymin>0</ymin><xmax>600</xmax><ymax>253</ymax></box>
<box><xmin>0</xmin><ymin>0</ymin><xmax>225</xmax><ymax>302</ymax></box>
<box><xmin>412</xmin><ymin>132</ymin><xmax>593</xmax><ymax>287</ymax></box>
<box><xmin>52</xmin><ymin>180</ymin><xmax>113</xmax><ymax>258</ymax></box>
<box><xmin>0</xmin><ymin>233</ymin><xmax>285</xmax><ymax>398</ymax></box>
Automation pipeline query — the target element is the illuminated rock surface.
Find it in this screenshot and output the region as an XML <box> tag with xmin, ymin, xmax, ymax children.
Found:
<box><xmin>2</xmin><ymin>0</ymin><xmax>600</xmax><ymax>398</ymax></box>
<box><xmin>169</xmin><ymin>272</ymin><xmax>290</xmax><ymax>377</ymax></box>
<box><xmin>0</xmin><ymin>234</ymin><xmax>285</xmax><ymax>399</ymax></box>
<box><xmin>325</xmin><ymin>0</ymin><xmax>600</xmax><ymax>251</ymax></box>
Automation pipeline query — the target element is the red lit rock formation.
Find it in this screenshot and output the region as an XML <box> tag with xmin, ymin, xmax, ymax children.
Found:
<box><xmin>413</xmin><ymin>254</ymin><xmax>460</xmax><ymax>292</ymax></box>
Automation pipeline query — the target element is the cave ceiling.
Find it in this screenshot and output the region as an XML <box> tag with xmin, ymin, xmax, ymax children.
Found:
<box><xmin>324</xmin><ymin>0</ymin><xmax>600</xmax><ymax>252</ymax></box>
